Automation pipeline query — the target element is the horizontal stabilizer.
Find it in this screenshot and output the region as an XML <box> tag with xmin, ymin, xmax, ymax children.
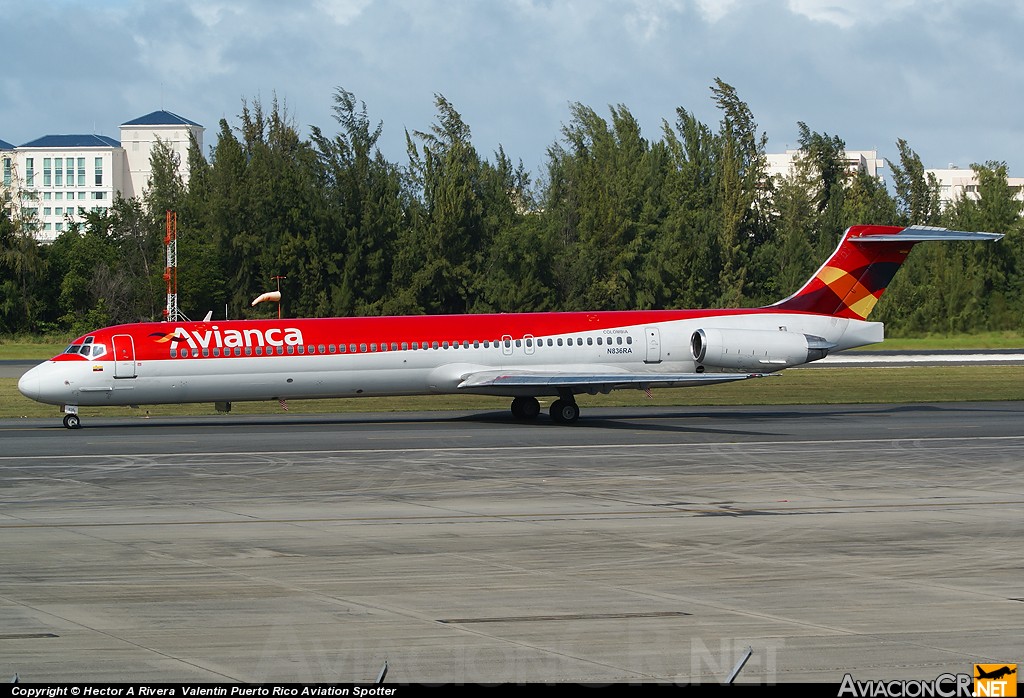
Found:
<box><xmin>851</xmin><ymin>225</ymin><xmax>1004</xmax><ymax>243</ymax></box>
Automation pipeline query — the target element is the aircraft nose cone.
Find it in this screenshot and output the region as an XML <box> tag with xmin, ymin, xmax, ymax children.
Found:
<box><xmin>18</xmin><ymin>369</ymin><xmax>40</xmax><ymax>401</ymax></box>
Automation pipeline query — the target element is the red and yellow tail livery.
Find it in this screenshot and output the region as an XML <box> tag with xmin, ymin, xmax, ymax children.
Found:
<box><xmin>772</xmin><ymin>225</ymin><xmax>996</xmax><ymax>319</ymax></box>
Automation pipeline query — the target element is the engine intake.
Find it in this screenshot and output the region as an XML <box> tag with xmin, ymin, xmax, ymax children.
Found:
<box><xmin>691</xmin><ymin>328</ymin><xmax>833</xmax><ymax>370</ymax></box>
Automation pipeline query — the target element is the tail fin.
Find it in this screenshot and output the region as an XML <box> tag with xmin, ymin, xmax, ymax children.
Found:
<box><xmin>770</xmin><ymin>225</ymin><xmax>1003</xmax><ymax>319</ymax></box>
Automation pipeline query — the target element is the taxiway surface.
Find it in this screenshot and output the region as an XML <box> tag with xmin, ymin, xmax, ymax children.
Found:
<box><xmin>1</xmin><ymin>403</ymin><xmax>1022</xmax><ymax>684</ymax></box>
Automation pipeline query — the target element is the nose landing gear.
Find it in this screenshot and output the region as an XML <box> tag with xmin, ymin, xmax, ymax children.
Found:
<box><xmin>62</xmin><ymin>406</ymin><xmax>81</xmax><ymax>429</ymax></box>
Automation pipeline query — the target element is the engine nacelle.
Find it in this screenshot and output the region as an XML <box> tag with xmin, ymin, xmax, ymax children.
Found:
<box><xmin>690</xmin><ymin>328</ymin><xmax>832</xmax><ymax>371</ymax></box>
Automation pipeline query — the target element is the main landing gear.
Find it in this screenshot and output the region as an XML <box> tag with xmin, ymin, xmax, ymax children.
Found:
<box><xmin>510</xmin><ymin>396</ymin><xmax>541</xmax><ymax>420</ymax></box>
<box><xmin>509</xmin><ymin>395</ymin><xmax>580</xmax><ymax>424</ymax></box>
<box><xmin>549</xmin><ymin>398</ymin><xmax>580</xmax><ymax>424</ymax></box>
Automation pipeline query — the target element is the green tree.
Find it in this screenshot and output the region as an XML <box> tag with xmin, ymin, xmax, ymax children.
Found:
<box><xmin>0</xmin><ymin>197</ymin><xmax>45</xmax><ymax>333</ymax></box>
<box><xmin>710</xmin><ymin>79</ymin><xmax>769</xmax><ymax>306</ymax></box>
<box><xmin>887</xmin><ymin>139</ymin><xmax>942</xmax><ymax>226</ymax></box>
<box><xmin>400</xmin><ymin>94</ymin><xmax>493</xmax><ymax>314</ymax></box>
<box><xmin>543</xmin><ymin>103</ymin><xmax>667</xmax><ymax>310</ymax></box>
<box><xmin>312</xmin><ymin>88</ymin><xmax>407</xmax><ymax>316</ymax></box>
<box><xmin>648</xmin><ymin>107</ymin><xmax>721</xmax><ymax>308</ymax></box>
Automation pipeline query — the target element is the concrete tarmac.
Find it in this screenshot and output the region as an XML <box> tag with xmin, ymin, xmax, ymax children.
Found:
<box><xmin>1</xmin><ymin>403</ymin><xmax>1022</xmax><ymax>684</ymax></box>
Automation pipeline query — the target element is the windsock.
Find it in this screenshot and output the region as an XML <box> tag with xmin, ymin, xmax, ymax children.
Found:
<box><xmin>251</xmin><ymin>290</ymin><xmax>282</xmax><ymax>306</ymax></box>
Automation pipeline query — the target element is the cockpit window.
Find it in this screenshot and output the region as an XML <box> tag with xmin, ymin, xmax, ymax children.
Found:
<box><xmin>63</xmin><ymin>342</ymin><xmax>106</xmax><ymax>358</ymax></box>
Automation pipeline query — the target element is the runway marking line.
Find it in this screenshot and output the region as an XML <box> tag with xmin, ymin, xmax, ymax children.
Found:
<box><xmin>1</xmin><ymin>434</ymin><xmax>1023</xmax><ymax>461</ymax></box>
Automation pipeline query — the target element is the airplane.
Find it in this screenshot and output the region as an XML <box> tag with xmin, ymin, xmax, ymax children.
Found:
<box><xmin>17</xmin><ymin>224</ymin><xmax>1003</xmax><ymax>429</ymax></box>
<box><xmin>976</xmin><ymin>666</ymin><xmax>1016</xmax><ymax>681</ymax></box>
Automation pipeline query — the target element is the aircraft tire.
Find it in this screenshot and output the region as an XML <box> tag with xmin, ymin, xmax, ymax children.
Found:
<box><xmin>549</xmin><ymin>399</ymin><xmax>580</xmax><ymax>424</ymax></box>
<box><xmin>511</xmin><ymin>396</ymin><xmax>540</xmax><ymax>420</ymax></box>
<box><xmin>63</xmin><ymin>414</ymin><xmax>81</xmax><ymax>429</ymax></box>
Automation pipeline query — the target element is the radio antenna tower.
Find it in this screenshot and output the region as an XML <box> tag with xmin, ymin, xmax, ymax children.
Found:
<box><xmin>163</xmin><ymin>211</ymin><xmax>189</xmax><ymax>322</ymax></box>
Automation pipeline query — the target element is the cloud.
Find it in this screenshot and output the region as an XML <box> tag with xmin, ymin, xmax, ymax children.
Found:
<box><xmin>2</xmin><ymin>0</ymin><xmax>1022</xmax><ymax>178</ymax></box>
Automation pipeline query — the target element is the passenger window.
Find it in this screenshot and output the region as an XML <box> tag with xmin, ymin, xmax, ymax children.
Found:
<box><xmin>255</xmin><ymin>347</ymin><xmax>263</xmax><ymax>356</ymax></box>
<box><xmin>402</xmin><ymin>342</ymin><xmax>409</xmax><ymax>351</ymax></box>
<box><xmin>287</xmin><ymin>346</ymin><xmax>295</xmax><ymax>355</ymax></box>
<box><xmin>370</xmin><ymin>343</ymin><xmax>377</xmax><ymax>352</ymax></box>
<box><xmin>411</xmin><ymin>342</ymin><xmax>419</xmax><ymax>350</ymax></box>
<box><xmin>350</xmin><ymin>344</ymin><xmax>357</xmax><ymax>353</ymax></box>
<box><xmin>277</xmin><ymin>346</ymin><xmax>284</xmax><ymax>355</ymax></box>
<box><xmin>319</xmin><ymin>344</ymin><xmax>326</xmax><ymax>354</ymax></box>
<box><xmin>515</xmin><ymin>339</ymin><xmax>521</xmax><ymax>348</ymax></box>
<box><xmin>192</xmin><ymin>349</ymin><xmax>199</xmax><ymax>358</ymax></box>
<box><xmin>391</xmin><ymin>343</ymin><xmax>398</xmax><ymax>351</ymax></box>
<box><xmin>329</xmin><ymin>344</ymin><xmax>336</xmax><ymax>353</ymax></box>
<box><xmin>597</xmin><ymin>337</ymin><xmax>603</xmax><ymax>345</ymax></box>
<box><xmin>298</xmin><ymin>346</ymin><xmax>305</xmax><ymax>355</ymax></box>
<box><xmin>557</xmin><ymin>338</ymin><xmax>563</xmax><ymax>346</ymax></box>
<box><xmin>171</xmin><ymin>348</ymin><xmax>177</xmax><ymax>358</ymax></box>
<box><xmin>245</xmin><ymin>347</ymin><xmax>252</xmax><ymax>356</ymax></box>
<box><xmin>203</xmin><ymin>348</ymin><xmax>210</xmax><ymax>357</ymax></box>
<box><xmin>308</xmin><ymin>345</ymin><xmax>316</xmax><ymax>354</ymax></box>
<box><xmin>525</xmin><ymin>338</ymin><xmax>533</xmax><ymax>348</ymax></box>
<box><xmin>587</xmin><ymin>337</ymin><xmax>593</xmax><ymax>346</ymax></box>
<box><xmin>432</xmin><ymin>341</ymin><xmax>439</xmax><ymax>349</ymax></box>
<box><xmin>627</xmin><ymin>336</ymin><xmax>633</xmax><ymax>344</ymax></box>
<box><xmin>617</xmin><ymin>336</ymin><xmax>623</xmax><ymax>345</ymax></box>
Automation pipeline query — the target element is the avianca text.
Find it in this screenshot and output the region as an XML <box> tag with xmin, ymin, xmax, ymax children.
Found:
<box><xmin>168</xmin><ymin>326</ymin><xmax>304</xmax><ymax>352</ymax></box>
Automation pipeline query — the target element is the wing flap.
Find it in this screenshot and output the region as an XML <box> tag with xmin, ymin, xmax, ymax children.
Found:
<box><xmin>458</xmin><ymin>370</ymin><xmax>772</xmax><ymax>391</ymax></box>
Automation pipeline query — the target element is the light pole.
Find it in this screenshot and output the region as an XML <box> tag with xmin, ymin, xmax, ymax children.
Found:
<box><xmin>271</xmin><ymin>275</ymin><xmax>287</xmax><ymax>319</ymax></box>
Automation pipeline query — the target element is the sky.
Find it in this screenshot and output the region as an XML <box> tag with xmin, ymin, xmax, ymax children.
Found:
<box><xmin>3</xmin><ymin>0</ymin><xmax>1023</xmax><ymax>184</ymax></box>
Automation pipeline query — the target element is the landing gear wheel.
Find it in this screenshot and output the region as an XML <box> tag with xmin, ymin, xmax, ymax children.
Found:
<box><xmin>549</xmin><ymin>399</ymin><xmax>580</xmax><ymax>424</ymax></box>
<box><xmin>63</xmin><ymin>414</ymin><xmax>81</xmax><ymax>429</ymax></box>
<box><xmin>510</xmin><ymin>396</ymin><xmax>540</xmax><ymax>420</ymax></box>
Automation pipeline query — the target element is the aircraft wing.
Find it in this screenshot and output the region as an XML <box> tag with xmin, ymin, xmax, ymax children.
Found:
<box><xmin>457</xmin><ymin>369</ymin><xmax>772</xmax><ymax>391</ymax></box>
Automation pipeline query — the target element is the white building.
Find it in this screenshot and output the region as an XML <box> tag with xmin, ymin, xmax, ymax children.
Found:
<box><xmin>119</xmin><ymin>110</ymin><xmax>204</xmax><ymax>199</ymax></box>
<box><xmin>765</xmin><ymin>148</ymin><xmax>886</xmax><ymax>182</ymax></box>
<box><xmin>925</xmin><ymin>166</ymin><xmax>1024</xmax><ymax>210</ymax></box>
<box><xmin>1</xmin><ymin>110</ymin><xmax>203</xmax><ymax>242</ymax></box>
